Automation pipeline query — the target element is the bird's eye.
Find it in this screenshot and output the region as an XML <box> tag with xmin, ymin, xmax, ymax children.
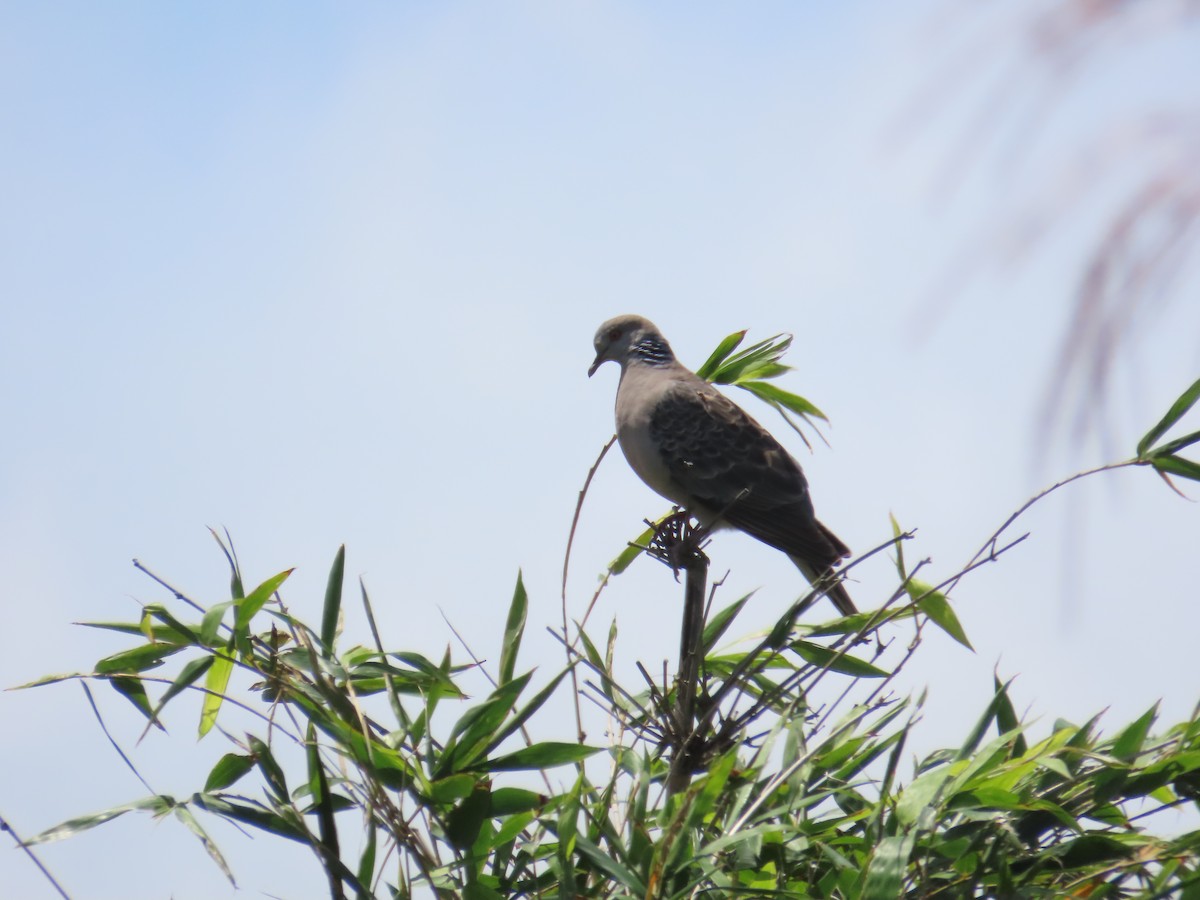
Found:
<box><xmin>607</xmin><ymin>326</ymin><xmax>622</xmax><ymax>341</ymax></box>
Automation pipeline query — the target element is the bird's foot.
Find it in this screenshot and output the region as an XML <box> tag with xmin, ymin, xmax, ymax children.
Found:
<box><xmin>644</xmin><ymin>509</ymin><xmax>710</xmax><ymax>577</ymax></box>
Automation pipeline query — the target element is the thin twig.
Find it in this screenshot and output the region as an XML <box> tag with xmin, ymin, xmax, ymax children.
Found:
<box><xmin>560</xmin><ymin>435</ymin><xmax>617</xmax><ymax>743</ymax></box>
<box><xmin>80</xmin><ymin>681</ymin><xmax>156</xmax><ymax>795</ymax></box>
<box><xmin>0</xmin><ymin>811</ymin><xmax>73</xmax><ymax>900</ymax></box>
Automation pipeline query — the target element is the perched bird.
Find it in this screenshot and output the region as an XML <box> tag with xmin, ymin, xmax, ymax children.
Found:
<box><xmin>589</xmin><ymin>314</ymin><xmax>856</xmax><ymax>616</ymax></box>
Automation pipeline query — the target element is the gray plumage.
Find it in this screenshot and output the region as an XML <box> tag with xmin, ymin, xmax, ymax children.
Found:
<box><xmin>589</xmin><ymin>314</ymin><xmax>856</xmax><ymax>616</ymax></box>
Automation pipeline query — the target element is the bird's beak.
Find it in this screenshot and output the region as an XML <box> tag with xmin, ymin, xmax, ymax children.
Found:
<box><xmin>587</xmin><ymin>354</ymin><xmax>603</xmax><ymax>377</ymax></box>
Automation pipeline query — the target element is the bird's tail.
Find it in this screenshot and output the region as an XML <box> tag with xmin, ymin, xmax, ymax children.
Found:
<box><xmin>788</xmin><ymin>554</ymin><xmax>857</xmax><ymax>617</ymax></box>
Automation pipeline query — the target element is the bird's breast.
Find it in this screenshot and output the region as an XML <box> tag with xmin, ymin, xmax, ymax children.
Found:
<box><xmin>614</xmin><ymin>367</ymin><xmax>686</xmax><ymax>506</ymax></box>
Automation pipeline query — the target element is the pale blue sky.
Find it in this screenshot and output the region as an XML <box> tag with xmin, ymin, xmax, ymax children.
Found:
<box><xmin>3</xmin><ymin>3</ymin><xmax>1198</xmax><ymax>898</ymax></box>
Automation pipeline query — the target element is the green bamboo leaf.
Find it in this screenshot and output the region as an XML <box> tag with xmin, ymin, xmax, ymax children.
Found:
<box><xmin>907</xmin><ymin>579</ymin><xmax>973</xmax><ymax>650</ymax></box>
<box><xmin>1113</xmin><ymin>702</ymin><xmax>1159</xmax><ymax>761</ymax></box>
<box><xmin>575</xmin><ymin>834</ymin><xmax>648</xmax><ymax>894</ymax></box>
<box><xmin>173</xmin><ymin>804</ymin><xmax>234</xmax><ymax>885</ymax></box>
<box><xmin>1138</xmin><ymin>377</ymin><xmax>1200</xmax><ymax>457</ymax></box>
<box><xmin>205</xmin><ymin>753</ymin><xmax>256</xmax><ymax>792</ymax></box>
<box><xmin>200</xmin><ymin>601</ymin><xmax>234</xmax><ymax>645</ymax></box>
<box><xmin>199</xmin><ymin>651</ymin><xmax>234</xmax><ymax>738</ymax></box>
<box><xmin>895</xmin><ymin>765</ymin><xmax>952</xmax><ymax>827</ymax></box>
<box><xmin>150</xmin><ymin>655</ymin><xmax>214</xmax><ymax>722</ymax></box>
<box><xmin>356</xmin><ymin>821</ymin><xmax>376</xmax><ymax>900</ymax></box>
<box><xmin>1150</xmin><ymin>428</ymin><xmax>1200</xmax><ymax>458</ymax></box>
<box><xmin>701</xmin><ymin>593</ymin><xmax>753</xmax><ymax>653</ymax></box>
<box><xmin>82</xmin><ymin>612</ymin><xmax>195</xmax><ymax>644</ymax></box>
<box><xmin>577</xmin><ymin>626</ymin><xmax>604</xmax><ymax>672</ymax></box>
<box><xmin>1054</xmin><ymin>833</ymin><xmax>1141</xmax><ymax>868</ymax></box>
<box><xmin>428</xmin><ymin>774</ymin><xmax>477</xmax><ymax>804</ymax></box>
<box><xmin>109</xmin><ymin>675</ymin><xmax>159</xmax><ymax>726</ymax></box>
<box><xmin>1151</xmin><ymin>454</ymin><xmax>1200</xmax><ymax>483</ymax></box>
<box><xmin>27</xmin><ymin>796</ymin><xmax>174</xmax><ymax>844</ymax></box>
<box><xmin>446</xmin><ymin>781</ymin><xmax>491</xmax><ymax>850</ymax></box>
<box><xmin>709</xmin><ymin>334</ymin><xmax>793</xmax><ymax>384</ymax></box>
<box><xmin>249</xmin><ymin>736</ymin><xmax>288</xmax><ymax>803</ymax></box>
<box><xmin>438</xmin><ymin>672</ymin><xmax>533</xmax><ymax>775</ymax></box>
<box><xmin>481</xmin><ymin>670</ymin><xmax>570</xmax><ymax>760</ymax></box>
<box><xmin>862</xmin><ymin>833</ymin><xmax>916</xmax><ymax>900</ymax></box>
<box><xmin>695</xmin><ymin>329</ymin><xmax>747</xmax><ymax>380</ymax></box>
<box><xmin>320</xmin><ymin>545</ymin><xmax>345</xmax><ymax>655</ymax></box>
<box><xmin>95</xmin><ymin>643</ymin><xmax>184</xmax><ymax>674</ymax></box>
<box><xmin>992</xmin><ymin>674</ymin><xmax>1028</xmax><ymax>758</ymax></box>
<box><xmin>10</xmin><ymin>671</ymin><xmax>81</xmax><ymax>690</ymax></box>
<box><xmin>958</xmin><ymin>678</ymin><xmax>1021</xmax><ymax>761</ymax></box>
<box><xmin>487</xmin><ymin>741</ymin><xmax>601</xmax><ymax>771</ymax></box>
<box><xmin>463</xmin><ymin>884</ymin><xmax>504</xmax><ymax>900</ymax></box>
<box><xmin>489</xmin><ymin>787</ymin><xmax>545</xmax><ymax>815</ymax></box>
<box><xmin>498</xmin><ymin>571</ymin><xmax>528</xmax><ymax>685</ymax></box>
<box><xmin>791</xmin><ymin>640</ymin><xmax>889</xmax><ymax>678</ymax></box>
<box><xmin>738</xmin><ymin>379</ymin><xmax>828</xmax><ymax>421</ymax></box>
<box><xmin>210</xmin><ymin>527</ymin><xmax>244</xmax><ymax>599</ymax></box>
<box><xmin>235</xmin><ymin>568</ymin><xmax>294</xmax><ymax>634</ymax></box>
<box><xmin>192</xmin><ymin>793</ymin><xmax>308</xmax><ymax>842</ymax></box>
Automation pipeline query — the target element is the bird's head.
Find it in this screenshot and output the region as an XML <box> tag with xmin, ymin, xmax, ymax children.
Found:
<box><xmin>588</xmin><ymin>315</ymin><xmax>670</xmax><ymax>376</ymax></box>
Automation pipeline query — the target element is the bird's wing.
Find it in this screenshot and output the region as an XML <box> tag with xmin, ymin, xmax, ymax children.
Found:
<box><xmin>648</xmin><ymin>379</ymin><xmax>847</xmax><ymax>567</ymax></box>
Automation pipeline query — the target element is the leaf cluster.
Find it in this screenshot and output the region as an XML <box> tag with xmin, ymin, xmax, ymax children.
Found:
<box><xmin>12</xmin><ymin>342</ymin><xmax>1200</xmax><ymax>900</ymax></box>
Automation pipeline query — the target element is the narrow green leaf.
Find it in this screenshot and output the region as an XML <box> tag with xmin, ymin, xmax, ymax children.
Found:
<box><xmin>701</xmin><ymin>593</ymin><xmax>753</xmax><ymax>653</ymax></box>
<box><xmin>109</xmin><ymin>676</ymin><xmax>159</xmax><ymax>726</ymax></box>
<box><xmin>446</xmin><ymin>781</ymin><xmax>491</xmax><ymax>850</ymax></box>
<box><xmin>1151</xmin><ymin>453</ymin><xmax>1200</xmax><ymax>483</ymax></box>
<box><xmin>575</xmin><ymin>834</ymin><xmax>647</xmax><ymax>894</ymax></box>
<box><xmin>210</xmin><ymin>527</ymin><xmax>245</xmax><ymax>599</ymax></box>
<box><xmin>1150</xmin><ymin>428</ymin><xmax>1200</xmax><ymax>458</ymax></box>
<box><xmin>82</xmin><ymin>614</ymin><xmax>195</xmax><ymax>644</ymax></box>
<box><xmin>890</xmin><ymin>512</ymin><xmax>908</xmax><ymax>580</ymax></box>
<box><xmin>498</xmin><ymin>571</ymin><xmax>528</xmax><ymax>685</ymax></box>
<box><xmin>10</xmin><ymin>671</ymin><xmax>81</xmax><ymax>690</ymax></box>
<box><xmin>173</xmin><ymin>804</ymin><xmax>234</xmax><ymax>885</ymax></box>
<box><xmin>992</xmin><ymin>674</ymin><xmax>1028</xmax><ymax>757</ymax></box>
<box><xmin>792</xmin><ymin>640</ymin><xmax>889</xmax><ymax>678</ymax></box>
<box><xmin>428</xmin><ymin>774</ymin><xmax>477</xmax><ymax>804</ymax></box>
<box><xmin>205</xmin><ymin>753</ymin><xmax>256</xmax><ymax>792</ymax></box>
<box><xmin>481</xmin><ymin>670</ymin><xmax>571</xmax><ymax>761</ymax></box>
<box><xmin>235</xmin><ymin>568</ymin><xmax>294</xmax><ymax>634</ymax></box>
<box><xmin>862</xmin><ymin>834</ymin><xmax>916</xmax><ymax>900</ymax></box>
<box><xmin>438</xmin><ymin>672</ymin><xmax>533</xmax><ymax>775</ymax></box>
<box><xmin>487</xmin><ymin>742</ymin><xmax>601</xmax><ymax>771</ymax></box>
<box><xmin>304</xmin><ymin>721</ymin><xmax>340</xmax><ymax>883</ymax></box>
<box><xmin>695</xmin><ymin>329</ymin><xmax>747</xmax><ymax>380</ymax></box>
<box><xmin>95</xmin><ymin>643</ymin><xmax>184</xmax><ymax>674</ymax></box>
<box><xmin>576</xmin><ymin>626</ymin><xmax>604</xmax><ymax>672</ymax></box>
<box><xmin>27</xmin><ymin>796</ymin><xmax>174</xmax><ymax>844</ymax></box>
<box><xmin>489</xmin><ymin>787</ymin><xmax>545</xmax><ymax>815</ymax></box>
<box><xmin>463</xmin><ymin>884</ymin><xmax>504</xmax><ymax>900</ymax></box>
<box><xmin>249</xmin><ymin>735</ymin><xmax>288</xmax><ymax>803</ymax></box>
<box><xmin>1138</xmin><ymin>377</ymin><xmax>1200</xmax><ymax>457</ymax></box>
<box><xmin>192</xmin><ymin>793</ymin><xmax>308</xmax><ymax>842</ymax></box>
<box><xmin>150</xmin><ymin>655</ymin><xmax>214</xmax><ymax>721</ymax></box>
<box><xmin>708</xmin><ymin>334</ymin><xmax>792</xmax><ymax>384</ymax></box>
<box><xmin>895</xmin><ymin>765</ymin><xmax>951</xmax><ymax>827</ymax></box>
<box><xmin>356</xmin><ymin>819</ymin><xmax>376</xmax><ymax>900</ymax></box>
<box><xmin>907</xmin><ymin>579</ymin><xmax>973</xmax><ymax>650</ymax></box>
<box><xmin>958</xmin><ymin>678</ymin><xmax>1019</xmax><ymax>761</ymax></box>
<box><xmin>200</xmin><ymin>601</ymin><xmax>234</xmax><ymax>646</ymax></box>
<box><xmin>738</xmin><ymin>379</ymin><xmax>828</xmax><ymax>421</ymax></box>
<box><xmin>320</xmin><ymin>544</ymin><xmax>345</xmax><ymax>655</ymax></box>
<box><xmin>1113</xmin><ymin>702</ymin><xmax>1159</xmax><ymax>761</ymax></box>
<box><xmin>199</xmin><ymin>651</ymin><xmax>234</xmax><ymax>738</ymax></box>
